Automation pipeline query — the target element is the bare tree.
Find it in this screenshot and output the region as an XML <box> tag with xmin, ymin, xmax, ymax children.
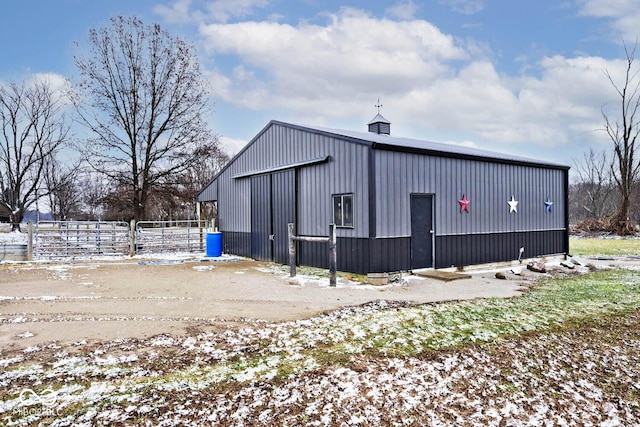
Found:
<box><xmin>0</xmin><ymin>79</ymin><xmax>69</xmax><ymax>231</ymax></box>
<box><xmin>73</xmin><ymin>16</ymin><xmax>219</xmax><ymax>221</ymax></box>
<box><xmin>136</xmin><ymin>141</ymin><xmax>228</xmax><ymax>221</ymax></box>
<box><xmin>603</xmin><ymin>42</ymin><xmax>640</xmax><ymax>235</ymax></box>
<box><xmin>77</xmin><ymin>170</ymin><xmax>108</xmax><ymax>220</ymax></box>
<box><xmin>43</xmin><ymin>156</ymin><xmax>82</xmax><ymax>221</ymax></box>
<box><xmin>178</xmin><ymin>141</ymin><xmax>229</xmax><ymax>216</ymax></box>
<box><xmin>571</xmin><ymin>148</ymin><xmax>616</xmax><ymax>220</ymax></box>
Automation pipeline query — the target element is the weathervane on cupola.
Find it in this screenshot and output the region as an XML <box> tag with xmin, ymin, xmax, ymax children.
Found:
<box><xmin>375</xmin><ymin>98</ymin><xmax>383</xmax><ymax>114</ymax></box>
<box><xmin>368</xmin><ymin>97</ymin><xmax>391</xmax><ymax>135</ymax></box>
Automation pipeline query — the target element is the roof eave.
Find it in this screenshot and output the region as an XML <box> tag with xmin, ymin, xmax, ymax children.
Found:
<box><xmin>371</xmin><ymin>141</ymin><xmax>570</xmax><ymax>170</ymax></box>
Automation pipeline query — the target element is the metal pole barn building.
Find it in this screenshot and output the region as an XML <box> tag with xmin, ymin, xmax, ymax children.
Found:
<box><xmin>197</xmin><ymin>116</ymin><xmax>570</xmax><ymax>275</ymax></box>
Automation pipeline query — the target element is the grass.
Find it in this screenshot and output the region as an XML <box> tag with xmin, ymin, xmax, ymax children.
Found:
<box><xmin>320</xmin><ymin>269</ymin><xmax>640</xmax><ymax>359</ymax></box>
<box><xmin>95</xmin><ymin>268</ymin><xmax>640</xmax><ymax>389</ymax></box>
<box><xmin>5</xmin><ymin>241</ymin><xmax>640</xmax><ymax>425</ymax></box>
<box><xmin>570</xmin><ymin>235</ymin><xmax>640</xmax><ymax>256</ymax></box>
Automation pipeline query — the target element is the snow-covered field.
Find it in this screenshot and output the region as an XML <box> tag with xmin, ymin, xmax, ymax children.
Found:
<box><xmin>0</xmin><ymin>227</ymin><xmax>26</xmax><ymax>244</ymax></box>
<box><xmin>1</xmin><ymin>267</ymin><xmax>640</xmax><ymax>425</ymax></box>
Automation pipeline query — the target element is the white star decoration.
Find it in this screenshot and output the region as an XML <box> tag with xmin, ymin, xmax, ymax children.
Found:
<box><xmin>508</xmin><ymin>195</ymin><xmax>519</xmax><ymax>213</ymax></box>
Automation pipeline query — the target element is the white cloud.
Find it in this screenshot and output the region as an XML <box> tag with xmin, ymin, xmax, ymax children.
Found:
<box><xmin>200</xmin><ymin>8</ymin><xmax>467</xmax><ymax>113</ymax></box>
<box><xmin>439</xmin><ymin>0</ymin><xmax>485</xmax><ymax>15</ymax></box>
<box><xmin>154</xmin><ymin>0</ymin><xmax>194</xmax><ymax>24</ymax></box>
<box><xmin>220</xmin><ymin>135</ymin><xmax>249</xmax><ymax>156</ymax></box>
<box><xmin>386</xmin><ymin>0</ymin><xmax>420</xmax><ymax>20</ymax></box>
<box><xmin>578</xmin><ymin>0</ymin><xmax>636</xmax><ymax>18</ymax></box>
<box><xmin>578</xmin><ymin>0</ymin><xmax>640</xmax><ymax>41</ymax></box>
<box><xmin>155</xmin><ymin>0</ymin><xmax>269</xmax><ymax>24</ymax></box>
<box><xmin>414</xmin><ymin>55</ymin><xmax>617</xmax><ymax>149</ymax></box>
<box><xmin>204</xmin><ymin>0</ymin><xmax>269</xmax><ymax>23</ymax></box>
<box><xmin>31</xmin><ymin>73</ymin><xmax>72</xmax><ymax>106</ymax></box>
<box><xmin>195</xmin><ymin>6</ymin><xmax>632</xmax><ymax>162</ymax></box>
<box><xmin>31</xmin><ymin>72</ymin><xmax>70</xmax><ymax>90</ymax></box>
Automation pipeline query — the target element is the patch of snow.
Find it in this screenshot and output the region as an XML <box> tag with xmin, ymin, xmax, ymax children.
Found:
<box><xmin>192</xmin><ymin>265</ymin><xmax>214</xmax><ymax>272</ymax></box>
<box><xmin>0</xmin><ymin>230</ymin><xmax>27</xmax><ymax>244</ymax></box>
<box><xmin>16</xmin><ymin>331</ymin><xmax>34</xmax><ymax>338</ymax></box>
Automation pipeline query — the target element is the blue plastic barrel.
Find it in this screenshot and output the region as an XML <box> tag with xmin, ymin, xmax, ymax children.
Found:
<box><xmin>206</xmin><ymin>232</ymin><xmax>222</xmax><ymax>257</ymax></box>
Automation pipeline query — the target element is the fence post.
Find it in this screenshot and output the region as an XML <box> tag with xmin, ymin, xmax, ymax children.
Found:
<box><xmin>129</xmin><ymin>219</ymin><xmax>136</xmax><ymax>256</ymax></box>
<box><xmin>195</xmin><ymin>202</ymin><xmax>204</xmax><ymax>251</ymax></box>
<box><xmin>288</xmin><ymin>223</ymin><xmax>296</xmax><ymax>278</ymax></box>
<box><xmin>328</xmin><ymin>223</ymin><xmax>337</xmax><ymax>287</ymax></box>
<box><xmin>27</xmin><ymin>222</ymin><xmax>34</xmax><ymax>261</ymax></box>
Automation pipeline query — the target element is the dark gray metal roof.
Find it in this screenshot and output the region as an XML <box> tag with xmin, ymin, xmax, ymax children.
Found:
<box><xmin>308</xmin><ymin>123</ymin><xmax>570</xmax><ymax>170</ymax></box>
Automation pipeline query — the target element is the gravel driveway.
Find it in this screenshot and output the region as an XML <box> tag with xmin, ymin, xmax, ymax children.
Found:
<box><xmin>0</xmin><ymin>256</ymin><xmax>527</xmax><ymax>349</ymax></box>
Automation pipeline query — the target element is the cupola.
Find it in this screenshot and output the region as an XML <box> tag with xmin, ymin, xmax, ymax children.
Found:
<box><xmin>368</xmin><ymin>99</ymin><xmax>390</xmax><ymax>135</ymax></box>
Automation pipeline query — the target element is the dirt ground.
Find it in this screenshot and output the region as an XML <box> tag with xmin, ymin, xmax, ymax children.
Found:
<box><xmin>0</xmin><ymin>256</ymin><xmax>541</xmax><ymax>350</ymax></box>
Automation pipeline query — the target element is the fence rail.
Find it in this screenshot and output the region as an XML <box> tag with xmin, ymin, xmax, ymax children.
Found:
<box><xmin>31</xmin><ymin>219</ymin><xmax>212</xmax><ymax>259</ymax></box>
<box><xmin>135</xmin><ymin>220</ymin><xmax>210</xmax><ymax>253</ymax></box>
<box><xmin>34</xmin><ymin>221</ymin><xmax>131</xmax><ymax>259</ymax></box>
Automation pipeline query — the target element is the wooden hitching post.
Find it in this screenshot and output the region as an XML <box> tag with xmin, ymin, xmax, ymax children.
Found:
<box><xmin>288</xmin><ymin>223</ymin><xmax>296</xmax><ymax>278</ymax></box>
<box><xmin>129</xmin><ymin>219</ymin><xmax>136</xmax><ymax>257</ymax></box>
<box><xmin>328</xmin><ymin>223</ymin><xmax>337</xmax><ymax>287</ymax></box>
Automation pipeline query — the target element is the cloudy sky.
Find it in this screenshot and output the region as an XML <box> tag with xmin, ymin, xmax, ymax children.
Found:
<box><xmin>1</xmin><ymin>0</ymin><xmax>639</xmax><ymax>168</ymax></box>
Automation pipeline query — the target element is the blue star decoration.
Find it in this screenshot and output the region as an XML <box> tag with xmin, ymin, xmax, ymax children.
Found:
<box><xmin>544</xmin><ymin>198</ymin><xmax>553</xmax><ymax>212</ymax></box>
<box><xmin>458</xmin><ymin>194</ymin><xmax>470</xmax><ymax>213</ymax></box>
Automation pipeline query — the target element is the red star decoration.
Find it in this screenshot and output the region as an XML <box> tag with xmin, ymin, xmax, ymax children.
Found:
<box><xmin>458</xmin><ymin>194</ymin><xmax>470</xmax><ymax>213</ymax></box>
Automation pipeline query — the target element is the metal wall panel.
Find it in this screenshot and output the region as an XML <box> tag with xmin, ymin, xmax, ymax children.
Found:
<box><xmin>203</xmin><ymin>123</ymin><xmax>371</xmax><ymax>238</ymax></box>
<box><xmin>436</xmin><ymin>230</ymin><xmax>566</xmax><ymax>268</ymax></box>
<box><xmin>197</xmin><ymin>179</ymin><xmax>217</xmax><ymax>201</ymax></box>
<box><xmin>287</xmin><ymin>130</ymin><xmax>370</xmax><ymax>238</ymax></box>
<box><xmin>272</xmin><ymin>170</ymin><xmax>296</xmax><ymax>264</ymax></box>
<box><xmin>251</xmin><ymin>174</ymin><xmax>272</xmax><ymax>261</ymax></box>
<box><xmin>297</xmin><ymin>237</ymin><xmax>412</xmax><ymax>274</ymax></box>
<box><xmin>217</xmin><ymin>175</ymin><xmax>250</xmax><ymax>232</ymax></box>
<box><xmin>222</xmin><ymin>231</ymin><xmax>251</xmax><ymax>257</ymax></box>
<box><xmin>296</xmin><ymin>230</ymin><xmax>565</xmax><ymax>274</ymax></box>
<box><xmin>375</xmin><ymin>150</ymin><xmax>566</xmax><ymax>238</ymax></box>
<box><xmin>298</xmin><ymin>238</ymin><xmax>379</xmax><ymax>274</ymax></box>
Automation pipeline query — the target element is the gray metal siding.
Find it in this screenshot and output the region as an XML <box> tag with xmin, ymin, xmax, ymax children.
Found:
<box><xmin>198</xmin><ymin>179</ymin><xmax>218</xmax><ymax>201</ymax></box>
<box><xmin>250</xmin><ymin>174</ymin><xmax>272</xmax><ymax>261</ymax></box>
<box><xmin>297</xmin><ymin>135</ymin><xmax>369</xmax><ymax>238</ymax></box>
<box><xmin>375</xmin><ymin>150</ymin><xmax>566</xmax><ymax>237</ymax></box>
<box><xmin>436</xmin><ymin>230</ymin><xmax>566</xmax><ymax>268</ymax></box>
<box><xmin>217</xmin><ymin>174</ymin><xmax>251</xmax><ymax>232</ymax></box>
<box><xmin>211</xmin><ymin>122</ymin><xmax>370</xmax><ymax>238</ymax></box>
<box><xmin>272</xmin><ymin>170</ymin><xmax>296</xmax><ymax>264</ymax></box>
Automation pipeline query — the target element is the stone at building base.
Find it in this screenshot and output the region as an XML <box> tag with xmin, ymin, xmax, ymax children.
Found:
<box><xmin>527</xmin><ymin>261</ymin><xmax>547</xmax><ymax>273</ymax></box>
<box><xmin>367</xmin><ymin>272</ymin><xmax>389</xmax><ymax>286</ymax></box>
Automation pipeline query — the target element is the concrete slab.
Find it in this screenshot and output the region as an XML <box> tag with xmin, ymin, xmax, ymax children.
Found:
<box><xmin>413</xmin><ymin>270</ymin><xmax>472</xmax><ymax>281</ymax></box>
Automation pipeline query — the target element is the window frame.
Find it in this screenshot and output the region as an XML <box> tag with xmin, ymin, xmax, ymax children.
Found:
<box><xmin>332</xmin><ymin>193</ymin><xmax>354</xmax><ymax>228</ymax></box>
